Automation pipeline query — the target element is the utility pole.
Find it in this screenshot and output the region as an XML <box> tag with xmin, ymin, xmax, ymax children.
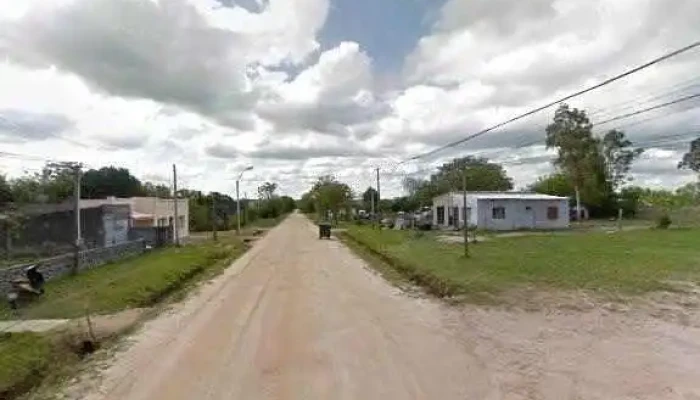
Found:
<box><xmin>244</xmin><ymin>192</ymin><xmax>248</xmax><ymax>226</ymax></box>
<box><xmin>211</xmin><ymin>193</ymin><xmax>218</xmax><ymax>241</ymax></box>
<box><xmin>236</xmin><ymin>180</ymin><xmax>241</xmax><ymax>235</ymax></box>
<box><xmin>370</xmin><ymin>189</ymin><xmax>375</xmax><ymax>228</ymax></box>
<box><xmin>172</xmin><ymin>164</ymin><xmax>180</xmax><ymax>246</ymax></box>
<box><xmin>575</xmin><ymin>186</ymin><xmax>582</xmax><ymax>223</ymax></box>
<box><xmin>462</xmin><ymin>171</ymin><xmax>469</xmax><ymax>258</ymax></box>
<box><xmin>376</xmin><ymin>167</ymin><xmax>381</xmax><ymax>227</ymax></box>
<box><xmin>72</xmin><ymin>164</ymin><xmax>82</xmax><ymax>273</ymax></box>
<box><xmin>236</xmin><ymin>166</ymin><xmax>253</xmax><ymax>235</ymax></box>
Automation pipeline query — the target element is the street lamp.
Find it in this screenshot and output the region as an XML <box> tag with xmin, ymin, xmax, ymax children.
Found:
<box><xmin>236</xmin><ymin>166</ymin><xmax>253</xmax><ymax>235</ymax></box>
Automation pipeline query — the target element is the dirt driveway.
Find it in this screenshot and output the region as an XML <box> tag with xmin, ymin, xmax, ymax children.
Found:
<box><xmin>59</xmin><ymin>213</ymin><xmax>700</xmax><ymax>399</ymax></box>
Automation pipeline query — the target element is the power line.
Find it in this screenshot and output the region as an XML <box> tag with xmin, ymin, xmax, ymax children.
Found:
<box><xmin>594</xmin><ymin>93</ymin><xmax>700</xmax><ymax>126</ymax></box>
<box><xmin>401</xmin><ymin>40</ymin><xmax>700</xmax><ymax>163</ymax></box>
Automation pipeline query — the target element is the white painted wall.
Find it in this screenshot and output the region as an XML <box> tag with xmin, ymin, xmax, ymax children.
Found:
<box><xmin>432</xmin><ymin>193</ymin><xmax>478</xmax><ymax>227</ymax></box>
<box><xmin>475</xmin><ymin>198</ymin><xmax>569</xmax><ymax>230</ymax></box>
<box><xmin>432</xmin><ymin>194</ymin><xmax>569</xmax><ymax>231</ymax></box>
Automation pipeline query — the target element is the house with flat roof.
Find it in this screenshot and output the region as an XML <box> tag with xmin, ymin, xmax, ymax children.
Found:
<box><xmin>432</xmin><ymin>192</ymin><xmax>570</xmax><ymax>231</ymax></box>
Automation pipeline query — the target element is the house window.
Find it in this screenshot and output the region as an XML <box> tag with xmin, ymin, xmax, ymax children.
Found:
<box><xmin>492</xmin><ymin>207</ymin><xmax>506</xmax><ymax>220</ymax></box>
<box><xmin>436</xmin><ymin>206</ymin><xmax>445</xmax><ymax>224</ymax></box>
<box><xmin>547</xmin><ymin>206</ymin><xmax>559</xmax><ymax>220</ymax></box>
<box><xmin>452</xmin><ymin>207</ymin><xmax>459</xmax><ymax>225</ymax></box>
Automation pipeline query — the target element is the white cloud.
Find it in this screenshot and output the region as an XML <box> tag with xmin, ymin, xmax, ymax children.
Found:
<box><xmin>0</xmin><ymin>0</ymin><xmax>699</xmax><ymax>198</ymax></box>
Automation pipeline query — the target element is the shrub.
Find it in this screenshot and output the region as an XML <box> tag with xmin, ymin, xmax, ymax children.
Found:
<box><xmin>656</xmin><ymin>213</ymin><xmax>672</xmax><ymax>229</ymax></box>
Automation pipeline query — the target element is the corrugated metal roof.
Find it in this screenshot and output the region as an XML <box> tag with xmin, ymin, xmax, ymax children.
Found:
<box><xmin>437</xmin><ymin>192</ymin><xmax>568</xmax><ymax>201</ymax></box>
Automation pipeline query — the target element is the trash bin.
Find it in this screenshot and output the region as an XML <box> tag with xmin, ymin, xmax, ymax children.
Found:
<box><xmin>319</xmin><ymin>222</ymin><xmax>331</xmax><ymax>239</ymax></box>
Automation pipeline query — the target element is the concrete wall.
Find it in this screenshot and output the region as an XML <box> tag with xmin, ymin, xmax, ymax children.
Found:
<box><xmin>130</xmin><ymin>197</ymin><xmax>189</xmax><ymax>238</ymax></box>
<box><xmin>1</xmin><ymin>204</ymin><xmax>131</xmax><ymax>255</ymax></box>
<box><xmin>0</xmin><ymin>239</ymin><xmax>145</xmax><ymax>295</ymax></box>
<box><xmin>432</xmin><ymin>193</ymin><xmax>478</xmax><ymax>227</ymax></box>
<box><xmin>475</xmin><ymin>199</ymin><xmax>570</xmax><ymax>230</ymax></box>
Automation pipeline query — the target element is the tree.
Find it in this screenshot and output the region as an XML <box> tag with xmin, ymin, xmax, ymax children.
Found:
<box><xmin>362</xmin><ymin>187</ymin><xmax>378</xmax><ymax>211</ymax></box>
<box><xmin>401</xmin><ymin>156</ymin><xmax>513</xmax><ymax>209</ymax></box>
<box><xmin>257</xmin><ymin>182</ymin><xmax>278</xmax><ymax>200</ymax></box>
<box><xmin>298</xmin><ymin>192</ymin><xmax>316</xmax><ymax>214</ymax></box>
<box><xmin>618</xmin><ymin>186</ymin><xmax>644</xmax><ymax>217</ymax></box>
<box><xmin>529</xmin><ymin>173</ymin><xmax>575</xmax><ymax>197</ymax></box>
<box><xmin>0</xmin><ymin>174</ymin><xmax>13</xmax><ymax>205</ymax></box>
<box><xmin>81</xmin><ymin>166</ymin><xmax>144</xmax><ymax>199</ymax></box>
<box><xmin>546</xmin><ymin>104</ymin><xmax>612</xmax><ymax>213</ymax></box>
<box><xmin>679</xmin><ymin>137</ymin><xmax>700</xmax><ymax>174</ymax></box>
<box><xmin>434</xmin><ymin>156</ymin><xmax>513</xmax><ymax>192</ymax></box>
<box><xmin>600</xmin><ymin>129</ymin><xmax>644</xmax><ymax>191</ymax></box>
<box><xmin>142</xmin><ymin>182</ymin><xmax>172</xmax><ymax>198</ymax></box>
<box><xmin>279</xmin><ymin>196</ymin><xmax>296</xmax><ymax>213</ymax></box>
<box><xmin>9</xmin><ymin>163</ymin><xmax>77</xmax><ymax>203</ymax></box>
<box><xmin>310</xmin><ymin>175</ymin><xmax>353</xmax><ymax>223</ymax></box>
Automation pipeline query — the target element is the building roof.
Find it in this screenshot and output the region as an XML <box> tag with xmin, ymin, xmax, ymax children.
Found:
<box><xmin>436</xmin><ymin>191</ymin><xmax>568</xmax><ymax>201</ymax></box>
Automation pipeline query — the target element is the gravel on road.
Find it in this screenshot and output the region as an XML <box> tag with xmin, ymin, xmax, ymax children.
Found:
<box><xmin>59</xmin><ymin>213</ymin><xmax>700</xmax><ymax>400</ymax></box>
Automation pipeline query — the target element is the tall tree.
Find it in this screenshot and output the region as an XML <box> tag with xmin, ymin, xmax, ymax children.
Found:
<box><xmin>310</xmin><ymin>175</ymin><xmax>353</xmax><ymax>222</ymax></box>
<box><xmin>678</xmin><ymin>137</ymin><xmax>700</xmax><ymax>172</ymax></box>
<box><xmin>401</xmin><ymin>156</ymin><xmax>513</xmax><ymax>209</ymax></box>
<box><xmin>0</xmin><ymin>174</ymin><xmax>13</xmax><ymax>205</ymax></box>
<box><xmin>257</xmin><ymin>182</ymin><xmax>278</xmax><ymax>200</ymax></box>
<box><xmin>434</xmin><ymin>156</ymin><xmax>513</xmax><ymax>192</ymax></box>
<box><xmin>600</xmin><ymin>129</ymin><xmax>644</xmax><ymax>191</ymax></box>
<box><xmin>546</xmin><ymin>104</ymin><xmax>611</xmax><ymax>213</ymax></box>
<box><xmin>362</xmin><ymin>187</ymin><xmax>378</xmax><ymax>210</ymax></box>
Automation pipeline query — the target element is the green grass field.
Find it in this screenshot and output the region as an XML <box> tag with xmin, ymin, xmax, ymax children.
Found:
<box><xmin>0</xmin><ymin>332</ymin><xmax>63</xmax><ymax>399</ymax></box>
<box><xmin>0</xmin><ymin>239</ymin><xmax>246</xmax><ymax>320</ymax></box>
<box><xmin>344</xmin><ymin>226</ymin><xmax>700</xmax><ymax>301</ymax></box>
<box><xmin>0</xmin><ymin>236</ymin><xmax>248</xmax><ymax>399</ymax></box>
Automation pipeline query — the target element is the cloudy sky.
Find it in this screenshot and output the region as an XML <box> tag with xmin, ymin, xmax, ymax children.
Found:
<box><xmin>1</xmin><ymin>0</ymin><xmax>699</xmax><ymax>198</ymax></box>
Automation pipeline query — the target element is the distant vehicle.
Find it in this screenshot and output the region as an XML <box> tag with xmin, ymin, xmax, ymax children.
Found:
<box><xmin>380</xmin><ymin>218</ymin><xmax>394</xmax><ymax>229</ymax></box>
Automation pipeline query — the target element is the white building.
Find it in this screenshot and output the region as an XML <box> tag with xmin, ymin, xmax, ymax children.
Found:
<box><xmin>432</xmin><ymin>192</ymin><xmax>570</xmax><ymax>231</ymax></box>
<box><xmin>81</xmin><ymin>196</ymin><xmax>190</xmax><ymax>239</ymax></box>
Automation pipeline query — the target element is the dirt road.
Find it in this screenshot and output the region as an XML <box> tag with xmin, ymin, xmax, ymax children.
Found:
<box><xmin>64</xmin><ymin>213</ymin><xmax>700</xmax><ymax>400</ymax></box>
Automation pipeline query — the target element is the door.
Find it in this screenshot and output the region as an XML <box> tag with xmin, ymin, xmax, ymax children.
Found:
<box><xmin>519</xmin><ymin>205</ymin><xmax>536</xmax><ymax>229</ymax></box>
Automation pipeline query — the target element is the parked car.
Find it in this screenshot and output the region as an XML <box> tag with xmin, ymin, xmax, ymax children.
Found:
<box><xmin>380</xmin><ymin>218</ymin><xmax>394</xmax><ymax>229</ymax></box>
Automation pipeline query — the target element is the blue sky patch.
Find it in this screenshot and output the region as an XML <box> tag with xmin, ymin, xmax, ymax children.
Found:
<box><xmin>319</xmin><ymin>0</ymin><xmax>446</xmax><ymax>74</ymax></box>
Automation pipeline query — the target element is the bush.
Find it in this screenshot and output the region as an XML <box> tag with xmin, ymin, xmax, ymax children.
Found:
<box><xmin>656</xmin><ymin>213</ymin><xmax>672</xmax><ymax>229</ymax></box>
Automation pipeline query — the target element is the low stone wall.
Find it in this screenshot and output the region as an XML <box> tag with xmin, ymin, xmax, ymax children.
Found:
<box><xmin>0</xmin><ymin>240</ymin><xmax>145</xmax><ymax>295</ymax></box>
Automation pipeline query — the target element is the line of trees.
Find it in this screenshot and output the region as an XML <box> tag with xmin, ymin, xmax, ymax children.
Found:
<box><xmin>0</xmin><ymin>164</ymin><xmax>296</xmax><ymax>233</ymax></box>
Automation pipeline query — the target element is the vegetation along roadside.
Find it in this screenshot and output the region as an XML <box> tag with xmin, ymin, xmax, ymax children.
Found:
<box><xmin>343</xmin><ymin>225</ymin><xmax>700</xmax><ymax>304</ymax></box>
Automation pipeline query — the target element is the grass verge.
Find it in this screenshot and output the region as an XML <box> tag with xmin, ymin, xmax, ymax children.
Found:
<box><xmin>1</xmin><ymin>239</ymin><xmax>246</xmax><ymax>320</ymax></box>
<box><xmin>345</xmin><ymin>226</ymin><xmax>700</xmax><ymax>303</ymax></box>
<box><xmin>0</xmin><ymin>235</ymin><xmax>249</xmax><ymax>399</ymax></box>
<box><xmin>0</xmin><ymin>332</ymin><xmax>58</xmax><ymax>399</ymax></box>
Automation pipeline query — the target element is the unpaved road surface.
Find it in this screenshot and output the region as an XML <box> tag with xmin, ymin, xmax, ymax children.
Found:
<box><xmin>63</xmin><ymin>213</ymin><xmax>700</xmax><ymax>400</ymax></box>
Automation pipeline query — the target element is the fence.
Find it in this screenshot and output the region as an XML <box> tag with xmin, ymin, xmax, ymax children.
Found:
<box><xmin>0</xmin><ymin>239</ymin><xmax>145</xmax><ymax>295</ymax></box>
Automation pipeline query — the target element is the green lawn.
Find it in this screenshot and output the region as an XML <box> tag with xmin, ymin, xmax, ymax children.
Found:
<box><xmin>0</xmin><ymin>332</ymin><xmax>56</xmax><ymax>399</ymax></box>
<box><xmin>344</xmin><ymin>226</ymin><xmax>700</xmax><ymax>301</ymax></box>
<box><xmin>0</xmin><ymin>239</ymin><xmax>246</xmax><ymax>320</ymax></box>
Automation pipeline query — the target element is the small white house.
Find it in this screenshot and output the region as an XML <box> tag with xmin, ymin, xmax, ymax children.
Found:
<box><xmin>432</xmin><ymin>192</ymin><xmax>570</xmax><ymax>231</ymax></box>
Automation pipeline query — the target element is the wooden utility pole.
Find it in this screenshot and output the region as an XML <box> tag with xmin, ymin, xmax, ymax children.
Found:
<box><xmin>462</xmin><ymin>171</ymin><xmax>469</xmax><ymax>258</ymax></box>
<box><xmin>72</xmin><ymin>164</ymin><xmax>82</xmax><ymax>273</ymax></box>
<box><xmin>370</xmin><ymin>190</ymin><xmax>375</xmax><ymax>228</ymax></box>
<box><xmin>211</xmin><ymin>193</ymin><xmax>218</xmax><ymax>241</ymax></box>
<box><xmin>172</xmin><ymin>164</ymin><xmax>180</xmax><ymax>246</ymax></box>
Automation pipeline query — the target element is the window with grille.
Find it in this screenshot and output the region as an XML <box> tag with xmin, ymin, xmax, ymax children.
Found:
<box><xmin>547</xmin><ymin>206</ymin><xmax>559</xmax><ymax>220</ymax></box>
<box><xmin>492</xmin><ymin>207</ymin><xmax>506</xmax><ymax>220</ymax></box>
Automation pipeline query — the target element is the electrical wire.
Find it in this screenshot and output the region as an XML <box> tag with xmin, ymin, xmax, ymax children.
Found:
<box><xmin>400</xmin><ymin>40</ymin><xmax>700</xmax><ymax>163</ymax></box>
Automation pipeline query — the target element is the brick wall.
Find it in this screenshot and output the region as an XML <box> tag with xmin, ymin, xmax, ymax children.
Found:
<box><xmin>0</xmin><ymin>239</ymin><xmax>145</xmax><ymax>295</ymax></box>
